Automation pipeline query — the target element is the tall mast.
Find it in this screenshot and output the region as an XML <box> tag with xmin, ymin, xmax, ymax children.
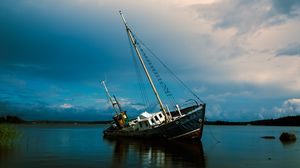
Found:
<box><xmin>101</xmin><ymin>81</ymin><xmax>119</xmax><ymax>113</ymax></box>
<box><xmin>119</xmin><ymin>11</ymin><xmax>170</xmax><ymax>122</ymax></box>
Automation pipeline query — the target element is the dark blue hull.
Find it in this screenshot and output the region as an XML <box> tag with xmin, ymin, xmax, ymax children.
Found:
<box><xmin>103</xmin><ymin>104</ymin><xmax>206</xmax><ymax>140</ymax></box>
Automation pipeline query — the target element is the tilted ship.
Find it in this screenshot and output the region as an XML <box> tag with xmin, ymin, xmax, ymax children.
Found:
<box><xmin>101</xmin><ymin>11</ymin><xmax>206</xmax><ymax>140</ymax></box>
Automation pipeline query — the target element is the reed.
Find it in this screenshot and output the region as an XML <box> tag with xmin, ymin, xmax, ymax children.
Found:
<box><xmin>0</xmin><ymin>124</ymin><xmax>20</xmax><ymax>146</ymax></box>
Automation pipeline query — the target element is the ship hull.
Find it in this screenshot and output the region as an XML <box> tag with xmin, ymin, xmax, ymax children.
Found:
<box><xmin>103</xmin><ymin>104</ymin><xmax>206</xmax><ymax>140</ymax></box>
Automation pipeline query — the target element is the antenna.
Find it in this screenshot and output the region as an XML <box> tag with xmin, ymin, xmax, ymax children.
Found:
<box><xmin>101</xmin><ymin>80</ymin><xmax>118</xmax><ymax>113</ymax></box>
<box><xmin>119</xmin><ymin>11</ymin><xmax>127</xmax><ymax>25</ymax></box>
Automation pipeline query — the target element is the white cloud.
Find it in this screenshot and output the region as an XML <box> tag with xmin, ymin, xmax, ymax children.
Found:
<box><xmin>274</xmin><ymin>98</ymin><xmax>300</xmax><ymax>116</ymax></box>
<box><xmin>174</xmin><ymin>0</ymin><xmax>219</xmax><ymax>7</ymax></box>
<box><xmin>192</xmin><ymin>86</ymin><xmax>207</xmax><ymax>94</ymax></box>
<box><xmin>206</xmin><ymin>91</ymin><xmax>252</xmax><ymax>102</ymax></box>
<box><xmin>206</xmin><ymin>104</ymin><xmax>224</xmax><ymax>120</ymax></box>
<box><xmin>258</xmin><ymin>98</ymin><xmax>300</xmax><ymax>119</ymax></box>
<box><xmin>118</xmin><ymin>97</ymin><xmax>146</xmax><ymax>111</ymax></box>
<box><xmin>60</xmin><ymin>103</ymin><xmax>73</xmax><ymax>109</ymax></box>
<box><xmin>95</xmin><ymin>98</ymin><xmax>107</xmax><ymax>103</ymax></box>
<box><xmin>99</xmin><ymin>96</ymin><xmax>146</xmax><ymax>111</ymax></box>
<box><xmin>205</xmin><ymin>103</ymin><xmax>255</xmax><ymax>121</ymax></box>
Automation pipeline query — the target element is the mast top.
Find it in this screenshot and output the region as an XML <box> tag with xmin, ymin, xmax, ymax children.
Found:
<box><xmin>119</xmin><ymin>10</ymin><xmax>128</xmax><ymax>28</ymax></box>
<box><xmin>101</xmin><ymin>80</ymin><xmax>118</xmax><ymax>113</ymax></box>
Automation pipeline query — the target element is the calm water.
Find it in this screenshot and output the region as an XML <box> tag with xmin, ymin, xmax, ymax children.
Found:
<box><xmin>1</xmin><ymin>124</ymin><xmax>300</xmax><ymax>168</ymax></box>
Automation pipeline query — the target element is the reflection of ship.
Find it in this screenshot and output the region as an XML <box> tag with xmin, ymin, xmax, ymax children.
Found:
<box><xmin>104</xmin><ymin>137</ymin><xmax>206</xmax><ymax>168</ymax></box>
<box><xmin>101</xmin><ymin>11</ymin><xmax>205</xmax><ymax>140</ymax></box>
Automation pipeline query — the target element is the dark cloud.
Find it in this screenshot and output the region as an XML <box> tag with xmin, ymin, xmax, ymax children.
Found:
<box><xmin>271</xmin><ymin>0</ymin><xmax>300</xmax><ymax>16</ymax></box>
<box><xmin>276</xmin><ymin>43</ymin><xmax>300</xmax><ymax>57</ymax></box>
<box><xmin>0</xmin><ymin>1</ymin><xmax>147</xmax><ymax>121</ymax></box>
<box><xmin>0</xmin><ymin>0</ymin><xmax>134</xmax><ymax>82</ymax></box>
<box><xmin>192</xmin><ymin>0</ymin><xmax>300</xmax><ymax>33</ymax></box>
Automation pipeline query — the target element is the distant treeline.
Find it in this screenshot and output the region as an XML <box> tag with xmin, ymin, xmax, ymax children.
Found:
<box><xmin>0</xmin><ymin>116</ymin><xmax>26</xmax><ymax>123</ymax></box>
<box><xmin>0</xmin><ymin>116</ymin><xmax>111</xmax><ymax>124</ymax></box>
<box><xmin>205</xmin><ymin>115</ymin><xmax>300</xmax><ymax>126</ymax></box>
<box><xmin>1</xmin><ymin>115</ymin><xmax>300</xmax><ymax>126</ymax></box>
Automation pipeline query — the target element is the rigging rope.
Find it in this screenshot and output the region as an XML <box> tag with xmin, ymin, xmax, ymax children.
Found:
<box><xmin>127</xmin><ymin>27</ymin><xmax>205</xmax><ymax>113</ymax></box>
<box><xmin>134</xmin><ymin>36</ymin><xmax>204</xmax><ymax>104</ymax></box>
<box><xmin>206</xmin><ymin>118</ymin><xmax>221</xmax><ymax>143</ymax></box>
<box><xmin>127</xmin><ymin>33</ymin><xmax>150</xmax><ymax>110</ymax></box>
<box><xmin>134</xmin><ymin>36</ymin><xmax>177</xmax><ymax>109</ymax></box>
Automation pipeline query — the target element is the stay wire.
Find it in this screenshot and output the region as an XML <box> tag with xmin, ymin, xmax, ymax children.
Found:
<box><xmin>126</xmin><ymin>33</ymin><xmax>150</xmax><ymax>110</ymax></box>
<box><xmin>134</xmin><ymin>37</ymin><xmax>177</xmax><ymax>109</ymax></box>
<box><xmin>206</xmin><ymin>118</ymin><xmax>221</xmax><ymax>143</ymax></box>
<box><xmin>135</xmin><ymin>36</ymin><xmax>204</xmax><ymax>104</ymax></box>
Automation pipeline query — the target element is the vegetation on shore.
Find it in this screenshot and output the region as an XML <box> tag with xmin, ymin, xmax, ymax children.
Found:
<box><xmin>0</xmin><ymin>115</ymin><xmax>111</xmax><ymax>124</ymax></box>
<box><xmin>205</xmin><ymin>115</ymin><xmax>300</xmax><ymax>126</ymax></box>
<box><xmin>1</xmin><ymin>115</ymin><xmax>300</xmax><ymax>126</ymax></box>
<box><xmin>0</xmin><ymin>124</ymin><xmax>20</xmax><ymax>146</ymax></box>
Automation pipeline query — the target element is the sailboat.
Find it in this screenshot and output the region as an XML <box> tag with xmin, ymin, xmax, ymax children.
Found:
<box><xmin>101</xmin><ymin>11</ymin><xmax>206</xmax><ymax>140</ymax></box>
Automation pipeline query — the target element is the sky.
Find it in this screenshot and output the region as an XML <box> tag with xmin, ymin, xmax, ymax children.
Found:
<box><xmin>0</xmin><ymin>0</ymin><xmax>300</xmax><ymax>121</ymax></box>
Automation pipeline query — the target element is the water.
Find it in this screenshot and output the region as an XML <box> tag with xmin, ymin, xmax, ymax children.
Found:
<box><xmin>1</xmin><ymin>124</ymin><xmax>300</xmax><ymax>168</ymax></box>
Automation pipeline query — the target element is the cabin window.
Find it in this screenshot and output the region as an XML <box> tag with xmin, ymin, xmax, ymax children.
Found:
<box><xmin>154</xmin><ymin>116</ymin><xmax>159</xmax><ymax>121</ymax></box>
<box><xmin>151</xmin><ymin>119</ymin><xmax>155</xmax><ymax>123</ymax></box>
<box><xmin>139</xmin><ymin>122</ymin><xmax>143</xmax><ymax>128</ymax></box>
<box><xmin>159</xmin><ymin>114</ymin><xmax>163</xmax><ymax>118</ymax></box>
<box><xmin>145</xmin><ymin>122</ymin><xmax>148</xmax><ymax>127</ymax></box>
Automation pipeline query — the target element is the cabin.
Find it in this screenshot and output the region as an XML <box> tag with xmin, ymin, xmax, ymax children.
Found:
<box><xmin>134</xmin><ymin>111</ymin><xmax>166</xmax><ymax>130</ymax></box>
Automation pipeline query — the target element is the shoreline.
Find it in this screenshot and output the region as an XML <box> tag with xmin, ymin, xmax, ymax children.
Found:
<box><xmin>1</xmin><ymin>115</ymin><xmax>300</xmax><ymax>126</ymax></box>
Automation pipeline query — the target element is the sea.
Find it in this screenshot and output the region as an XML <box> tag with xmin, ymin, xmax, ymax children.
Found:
<box><xmin>1</xmin><ymin>124</ymin><xmax>300</xmax><ymax>168</ymax></box>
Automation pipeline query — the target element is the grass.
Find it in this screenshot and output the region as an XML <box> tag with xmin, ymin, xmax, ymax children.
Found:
<box><xmin>0</xmin><ymin>124</ymin><xmax>20</xmax><ymax>146</ymax></box>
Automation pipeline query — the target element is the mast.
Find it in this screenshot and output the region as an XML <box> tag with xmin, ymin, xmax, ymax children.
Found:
<box><xmin>101</xmin><ymin>80</ymin><xmax>120</xmax><ymax>113</ymax></box>
<box><xmin>119</xmin><ymin>11</ymin><xmax>170</xmax><ymax>122</ymax></box>
<box><xmin>113</xmin><ymin>95</ymin><xmax>123</xmax><ymax>112</ymax></box>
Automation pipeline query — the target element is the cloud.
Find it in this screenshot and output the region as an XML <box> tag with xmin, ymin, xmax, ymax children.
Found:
<box><xmin>276</xmin><ymin>43</ymin><xmax>300</xmax><ymax>56</ymax></box>
<box><xmin>205</xmin><ymin>102</ymin><xmax>260</xmax><ymax>121</ymax></box>
<box><xmin>0</xmin><ymin>100</ymin><xmax>112</xmax><ymax>121</ymax></box>
<box><xmin>115</xmin><ymin>97</ymin><xmax>147</xmax><ymax>111</ymax></box>
<box><xmin>274</xmin><ymin>98</ymin><xmax>300</xmax><ymax>116</ymax></box>
<box><xmin>271</xmin><ymin>0</ymin><xmax>300</xmax><ymax>16</ymax></box>
<box><xmin>0</xmin><ymin>0</ymin><xmax>134</xmax><ymax>82</ymax></box>
<box><xmin>0</xmin><ymin>74</ymin><xmax>27</xmax><ymax>88</ymax></box>
<box><xmin>192</xmin><ymin>0</ymin><xmax>300</xmax><ymax>34</ymax></box>
<box><xmin>10</xmin><ymin>63</ymin><xmax>46</xmax><ymax>70</ymax></box>
<box><xmin>206</xmin><ymin>98</ymin><xmax>300</xmax><ymax>121</ymax></box>
<box><xmin>206</xmin><ymin>91</ymin><xmax>252</xmax><ymax>102</ymax></box>
<box><xmin>169</xmin><ymin>0</ymin><xmax>300</xmax><ymax>94</ymax></box>
<box><xmin>60</xmin><ymin>103</ymin><xmax>73</xmax><ymax>109</ymax></box>
<box><xmin>257</xmin><ymin>98</ymin><xmax>300</xmax><ymax>119</ymax></box>
<box><xmin>192</xmin><ymin>86</ymin><xmax>207</xmax><ymax>94</ymax></box>
<box><xmin>205</xmin><ymin>104</ymin><xmax>224</xmax><ymax>120</ymax></box>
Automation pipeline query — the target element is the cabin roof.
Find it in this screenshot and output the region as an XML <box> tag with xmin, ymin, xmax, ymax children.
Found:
<box><xmin>138</xmin><ymin>112</ymin><xmax>152</xmax><ymax>119</ymax></box>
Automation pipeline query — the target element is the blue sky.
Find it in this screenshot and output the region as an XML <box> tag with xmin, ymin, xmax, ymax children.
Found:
<box><xmin>1</xmin><ymin>0</ymin><xmax>300</xmax><ymax>121</ymax></box>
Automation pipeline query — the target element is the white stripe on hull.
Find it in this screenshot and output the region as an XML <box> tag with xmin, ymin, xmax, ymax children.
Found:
<box><xmin>168</xmin><ymin>128</ymin><xmax>201</xmax><ymax>140</ymax></box>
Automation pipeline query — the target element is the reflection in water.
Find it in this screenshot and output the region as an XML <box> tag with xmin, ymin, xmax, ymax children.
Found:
<box><xmin>104</xmin><ymin>137</ymin><xmax>206</xmax><ymax>168</ymax></box>
<box><xmin>3</xmin><ymin>125</ymin><xmax>299</xmax><ymax>168</ymax></box>
<box><xmin>280</xmin><ymin>140</ymin><xmax>297</xmax><ymax>148</ymax></box>
<box><xmin>0</xmin><ymin>142</ymin><xmax>18</xmax><ymax>168</ymax></box>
